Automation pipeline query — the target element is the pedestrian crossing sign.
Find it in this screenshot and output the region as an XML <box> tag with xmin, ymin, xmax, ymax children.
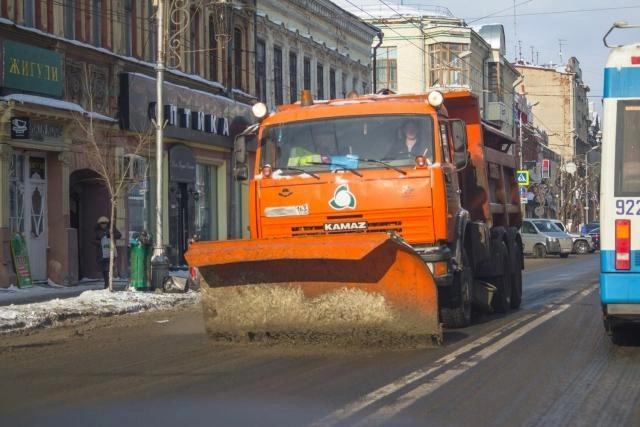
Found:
<box><xmin>516</xmin><ymin>170</ymin><xmax>529</xmax><ymax>186</ymax></box>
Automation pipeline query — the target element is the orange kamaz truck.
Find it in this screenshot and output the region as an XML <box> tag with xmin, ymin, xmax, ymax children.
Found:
<box><xmin>186</xmin><ymin>89</ymin><xmax>523</xmax><ymax>344</ymax></box>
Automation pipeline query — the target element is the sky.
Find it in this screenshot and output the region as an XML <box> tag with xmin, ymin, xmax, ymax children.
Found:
<box><xmin>331</xmin><ymin>1</ymin><xmax>640</xmax><ymax>116</ymax></box>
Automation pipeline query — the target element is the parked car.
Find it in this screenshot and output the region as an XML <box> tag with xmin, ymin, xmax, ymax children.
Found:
<box><xmin>587</xmin><ymin>227</ymin><xmax>600</xmax><ymax>250</ymax></box>
<box><xmin>550</xmin><ymin>219</ymin><xmax>595</xmax><ymax>254</ymax></box>
<box><xmin>520</xmin><ymin>218</ymin><xmax>574</xmax><ymax>258</ymax></box>
<box><xmin>582</xmin><ymin>222</ymin><xmax>600</xmax><ymax>235</ymax></box>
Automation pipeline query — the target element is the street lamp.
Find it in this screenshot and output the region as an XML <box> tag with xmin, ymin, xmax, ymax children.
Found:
<box><xmin>150</xmin><ymin>0</ymin><xmax>170</xmax><ymax>290</ymax></box>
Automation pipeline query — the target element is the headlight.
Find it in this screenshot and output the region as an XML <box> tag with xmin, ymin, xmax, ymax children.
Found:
<box><xmin>547</xmin><ymin>237</ymin><xmax>558</xmax><ymax>243</ymax></box>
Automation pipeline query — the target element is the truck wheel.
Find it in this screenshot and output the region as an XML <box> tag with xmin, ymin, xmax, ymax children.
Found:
<box><xmin>510</xmin><ymin>243</ymin><xmax>523</xmax><ymax>309</ymax></box>
<box><xmin>440</xmin><ymin>251</ymin><xmax>472</xmax><ymax>328</ymax></box>
<box><xmin>492</xmin><ymin>241</ymin><xmax>512</xmax><ymax>313</ymax></box>
<box><xmin>534</xmin><ymin>244</ymin><xmax>546</xmax><ymax>258</ymax></box>
<box><xmin>573</xmin><ymin>240</ymin><xmax>589</xmax><ymax>254</ymax></box>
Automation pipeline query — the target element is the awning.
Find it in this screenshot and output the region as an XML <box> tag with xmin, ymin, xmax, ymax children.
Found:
<box><xmin>1</xmin><ymin>93</ymin><xmax>117</xmax><ymax>122</ymax></box>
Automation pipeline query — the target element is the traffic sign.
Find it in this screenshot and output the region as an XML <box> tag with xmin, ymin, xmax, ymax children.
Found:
<box><xmin>519</xmin><ymin>186</ymin><xmax>528</xmax><ymax>197</ymax></box>
<box><xmin>516</xmin><ymin>170</ymin><xmax>530</xmax><ymax>186</ymax></box>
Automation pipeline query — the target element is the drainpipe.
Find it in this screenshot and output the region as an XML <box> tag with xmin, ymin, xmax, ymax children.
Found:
<box><xmin>372</xmin><ymin>30</ymin><xmax>383</xmax><ymax>93</ymax></box>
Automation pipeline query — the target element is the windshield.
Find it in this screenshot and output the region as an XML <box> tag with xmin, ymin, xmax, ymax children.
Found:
<box><xmin>532</xmin><ymin>220</ymin><xmax>563</xmax><ymax>233</ymax></box>
<box><xmin>260</xmin><ymin>115</ymin><xmax>434</xmax><ymax>173</ymax></box>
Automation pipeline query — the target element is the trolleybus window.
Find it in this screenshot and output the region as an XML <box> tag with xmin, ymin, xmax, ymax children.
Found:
<box><xmin>615</xmin><ymin>101</ymin><xmax>640</xmax><ymax>196</ymax></box>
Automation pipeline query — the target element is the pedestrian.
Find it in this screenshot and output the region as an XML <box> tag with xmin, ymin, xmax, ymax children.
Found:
<box><xmin>94</xmin><ymin>216</ymin><xmax>122</xmax><ymax>289</ymax></box>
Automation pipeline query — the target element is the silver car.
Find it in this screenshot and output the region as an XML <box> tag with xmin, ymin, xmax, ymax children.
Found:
<box><xmin>520</xmin><ymin>219</ymin><xmax>574</xmax><ymax>258</ymax></box>
<box><xmin>550</xmin><ymin>220</ymin><xmax>595</xmax><ymax>254</ymax></box>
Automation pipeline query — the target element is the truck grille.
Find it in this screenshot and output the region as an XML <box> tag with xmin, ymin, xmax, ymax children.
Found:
<box><xmin>291</xmin><ymin>220</ymin><xmax>402</xmax><ymax>236</ymax></box>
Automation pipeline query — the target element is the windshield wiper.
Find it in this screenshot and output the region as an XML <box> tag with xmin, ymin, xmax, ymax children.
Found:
<box><xmin>361</xmin><ymin>158</ymin><xmax>407</xmax><ymax>175</ymax></box>
<box><xmin>280</xmin><ymin>167</ymin><xmax>320</xmax><ymax>179</ymax></box>
<box><xmin>307</xmin><ymin>162</ymin><xmax>363</xmax><ymax>177</ymax></box>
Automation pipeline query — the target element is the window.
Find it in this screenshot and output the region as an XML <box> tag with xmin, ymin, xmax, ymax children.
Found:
<box><xmin>256</xmin><ymin>39</ymin><xmax>267</xmax><ymax>102</ymax></box>
<box><xmin>329</xmin><ymin>68</ymin><xmax>336</xmax><ymax>99</ymax></box>
<box><xmin>208</xmin><ymin>16</ymin><xmax>218</xmax><ymax>81</ymax></box>
<box><xmin>615</xmin><ymin>101</ymin><xmax>640</xmax><ymax>196</ymax></box>
<box><xmin>521</xmin><ymin>221</ymin><xmax>536</xmax><ymax>234</ymax></box>
<box><xmin>316</xmin><ymin>63</ymin><xmax>324</xmax><ymax>99</ymax></box>
<box><xmin>303</xmin><ymin>57</ymin><xmax>311</xmax><ymax>90</ymax></box>
<box><xmin>91</xmin><ymin>0</ymin><xmax>102</xmax><ymax>47</ymax></box>
<box><xmin>189</xmin><ymin>7</ymin><xmax>200</xmax><ymax>73</ymax></box>
<box><xmin>376</xmin><ymin>47</ymin><xmax>397</xmax><ymax>91</ymax></box>
<box><xmin>64</xmin><ymin>0</ymin><xmax>75</xmax><ymax>39</ymax></box>
<box><xmin>289</xmin><ymin>51</ymin><xmax>298</xmax><ymax>102</ymax></box>
<box><xmin>234</xmin><ymin>28</ymin><xmax>243</xmax><ymax>90</ymax></box>
<box><xmin>147</xmin><ymin>0</ymin><xmax>156</xmax><ymax>61</ymax></box>
<box><xmin>23</xmin><ymin>0</ymin><xmax>35</xmax><ymax>27</ymax></box>
<box><xmin>195</xmin><ymin>164</ymin><xmax>218</xmax><ymax>241</ymax></box>
<box><xmin>124</xmin><ymin>0</ymin><xmax>132</xmax><ymax>56</ymax></box>
<box><xmin>273</xmin><ymin>46</ymin><xmax>283</xmax><ymax>106</ymax></box>
<box><xmin>352</xmin><ymin>77</ymin><xmax>357</xmax><ymax>93</ymax></box>
<box><xmin>428</xmin><ymin>43</ymin><xmax>470</xmax><ymax>87</ymax></box>
<box><xmin>262</xmin><ymin>114</ymin><xmax>435</xmax><ymax>171</ymax></box>
<box><xmin>487</xmin><ymin>62</ymin><xmax>501</xmax><ymax>102</ymax></box>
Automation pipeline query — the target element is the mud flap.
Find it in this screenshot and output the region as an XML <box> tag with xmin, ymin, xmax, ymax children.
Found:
<box><xmin>185</xmin><ymin>233</ymin><xmax>441</xmax><ymax>345</ymax></box>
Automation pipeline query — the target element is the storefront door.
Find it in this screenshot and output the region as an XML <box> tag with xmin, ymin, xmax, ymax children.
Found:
<box><xmin>24</xmin><ymin>155</ymin><xmax>47</xmax><ymax>281</ymax></box>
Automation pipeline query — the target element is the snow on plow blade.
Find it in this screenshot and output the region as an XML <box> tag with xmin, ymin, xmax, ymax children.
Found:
<box><xmin>185</xmin><ymin>233</ymin><xmax>441</xmax><ymax>345</ymax></box>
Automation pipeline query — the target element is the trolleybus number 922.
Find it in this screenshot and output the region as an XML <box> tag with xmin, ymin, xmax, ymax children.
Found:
<box><xmin>616</xmin><ymin>199</ymin><xmax>640</xmax><ymax>215</ymax></box>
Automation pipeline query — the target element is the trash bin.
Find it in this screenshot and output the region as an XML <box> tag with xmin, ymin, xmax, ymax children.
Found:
<box><xmin>129</xmin><ymin>241</ymin><xmax>149</xmax><ymax>290</ymax></box>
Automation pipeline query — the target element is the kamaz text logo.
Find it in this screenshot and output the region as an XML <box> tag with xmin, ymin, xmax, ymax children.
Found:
<box><xmin>324</xmin><ymin>221</ymin><xmax>368</xmax><ymax>231</ymax></box>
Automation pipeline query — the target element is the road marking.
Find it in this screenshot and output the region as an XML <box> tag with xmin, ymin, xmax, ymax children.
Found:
<box><xmin>356</xmin><ymin>304</ymin><xmax>571</xmax><ymax>426</ymax></box>
<box><xmin>312</xmin><ymin>313</ymin><xmax>538</xmax><ymax>426</ymax></box>
<box><xmin>315</xmin><ymin>283</ymin><xmax>597</xmax><ymax>426</ymax></box>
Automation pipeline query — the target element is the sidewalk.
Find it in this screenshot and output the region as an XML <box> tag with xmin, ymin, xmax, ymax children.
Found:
<box><xmin>0</xmin><ymin>279</ymin><xmax>200</xmax><ymax>334</ymax></box>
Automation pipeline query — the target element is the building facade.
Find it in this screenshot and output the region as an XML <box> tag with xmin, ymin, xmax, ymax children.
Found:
<box><xmin>341</xmin><ymin>4</ymin><xmax>519</xmax><ymax>137</ymax></box>
<box><xmin>514</xmin><ymin>59</ymin><xmax>594</xmax><ymax>225</ymax></box>
<box><xmin>254</xmin><ymin>0</ymin><xmax>378</xmax><ymax>110</ymax></box>
<box><xmin>0</xmin><ymin>1</ymin><xmax>255</xmax><ymax>286</ymax></box>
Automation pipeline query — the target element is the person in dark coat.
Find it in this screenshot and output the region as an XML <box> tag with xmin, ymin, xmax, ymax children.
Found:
<box><xmin>384</xmin><ymin>119</ymin><xmax>429</xmax><ymax>160</ymax></box>
<box><xmin>94</xmin><ymin>216</ymin><xmax>122</xmax><ymax>289</ymax></box>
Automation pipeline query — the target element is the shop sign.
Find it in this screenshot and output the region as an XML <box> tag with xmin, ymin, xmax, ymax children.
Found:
<box><xmin>10</xmin><ymin>116</ymin><xmax>29</xmax><ymax>139</ymax></box>
<box><xmin>118</xmin><ymin>73</ymin><xmax>253</xmax><ymax>146</ymax></box>
<box><xmin>31</xmin><ymin>121</ymin><xmax>63</xmax><ymax>140</ymax></box>
<box><xmin>169</xmin><ymin>144</ymin><xmax>196</xmax><ymax>183</ymax></box>
<box><xmin>2</xmin><ymin>40</ymin><xmax>63</xmax><ymax>97</ymax></box>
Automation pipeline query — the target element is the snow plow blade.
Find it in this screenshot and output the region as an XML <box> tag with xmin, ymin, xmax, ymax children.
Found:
<box><xmin>185</xmin><ymin>233</ymin><xmax>441</xmax><ymax>345</ymax></box>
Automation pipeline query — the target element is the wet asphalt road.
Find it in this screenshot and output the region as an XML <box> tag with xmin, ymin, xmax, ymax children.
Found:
<box><xmin>1</xmin><ymin>253</ymin><xmax>639</xmax><ymax>426</ymax></box>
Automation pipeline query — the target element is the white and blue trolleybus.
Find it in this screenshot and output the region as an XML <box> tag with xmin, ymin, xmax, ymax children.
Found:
<box><xmin>601</xmin><ymin>22</ymin><xmax>640</xmax><ymax>339</ymax></box>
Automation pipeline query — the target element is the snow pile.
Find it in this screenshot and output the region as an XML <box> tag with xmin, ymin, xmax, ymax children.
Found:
<box><xmin>0</xmin><ymin>289</ymin><xmax>200</xmax><ymax>333</ymax></box>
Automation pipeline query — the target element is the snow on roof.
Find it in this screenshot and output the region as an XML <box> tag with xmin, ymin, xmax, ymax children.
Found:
<box><xmin>329</xmin><ymin>1</ymin><xmax>452</xmax><ymax>19</ymax></box>
<box><xmin>1</xmin><ymin>94</ymin><xmax>117</xmax><ymax>121</ymax></box>
<box><xmin>2</xmin><ymin>93</ymin><xmax>84</xmax><ymax>113</ymax></box>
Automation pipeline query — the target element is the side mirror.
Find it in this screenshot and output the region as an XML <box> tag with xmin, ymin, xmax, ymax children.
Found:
<box><xmin>450</xmin><ymin>120</ymin><xmax>468</xmax><ymax>169</ymax></box>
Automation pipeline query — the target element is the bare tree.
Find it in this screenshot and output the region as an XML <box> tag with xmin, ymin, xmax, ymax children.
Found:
<box><xmin>72</xmin><ymin>66</ymin><xmax>151</xmax><ymax>291</ymax></box>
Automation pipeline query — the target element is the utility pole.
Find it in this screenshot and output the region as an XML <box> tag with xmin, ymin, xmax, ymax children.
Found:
<box><xmin>151</xmin><ymin>0</ymin><xmax>169</xmax><ymax>290</ymax></box>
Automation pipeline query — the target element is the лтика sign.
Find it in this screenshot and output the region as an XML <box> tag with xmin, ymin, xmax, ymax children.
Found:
<box><xmin>2</xmin><ymin>40</ymin><xmax>63</xmax><ymax>97</ymax></box>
